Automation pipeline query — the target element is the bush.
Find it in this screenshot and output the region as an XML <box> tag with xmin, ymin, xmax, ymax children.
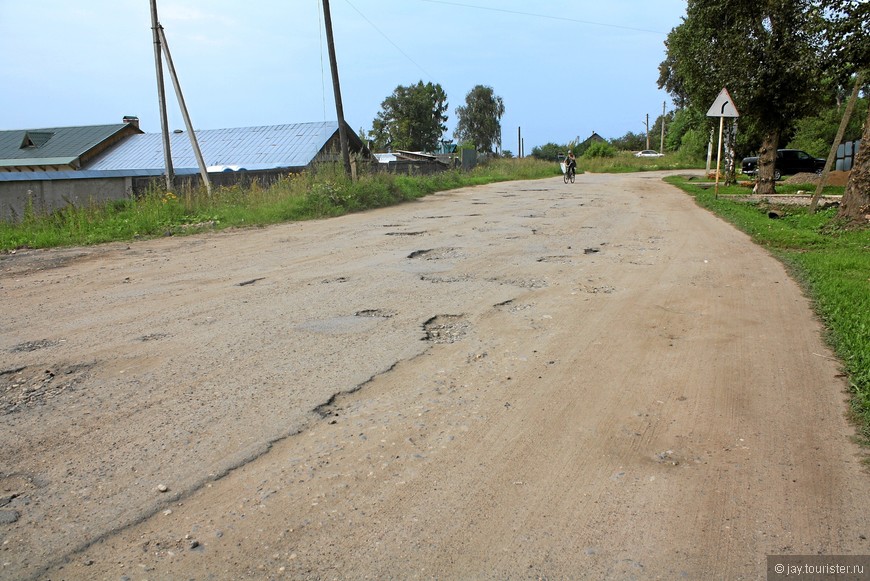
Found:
<box><xmin>531</xmin><ymin>142</ymin><xmax>565</xmax><ymax>161</ymax></box>
<box><xmin>583</xmin><ymin>142</ymin><xmax>617</xmax><ymax>158</ymax></box>
<box><xmin>678</xmin><ymin>128</ymin><xmax>710</xmax><ymax>160</ymax></box>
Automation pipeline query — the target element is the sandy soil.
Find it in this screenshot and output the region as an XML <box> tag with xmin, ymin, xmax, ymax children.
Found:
<box><xmin>2</xmin><ymin>171</ymin><xmax>868</xmax><ymax>580</ymax></box>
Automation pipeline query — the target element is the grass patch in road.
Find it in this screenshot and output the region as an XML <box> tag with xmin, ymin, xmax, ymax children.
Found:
<box><xmin>666</xmin><ymin>175</ymin><xmax>870</xmax><ymax>444</ymax></box>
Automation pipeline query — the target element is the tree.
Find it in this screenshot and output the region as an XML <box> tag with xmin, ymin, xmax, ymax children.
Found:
<box><xmin>530</xmin><ymin>142</ymin><xmax>565</xmax><ymax>161</ymax></box>
<box><xmin>659</xmin><ymin>0</ymin><xmax>825</xmax><ymax>193</ymax></box>
<box><xmin>368</xmin><ymin>81</ymin><xmax>448</xmax><ymax>152</ymax></box>
<box><xmin>610</xmin><ymin>131</ymin><xmax>646</xmax><ymax>152</ymax></box>
<box><xmin>454</xmin><ymin>85</ymin><xmax>505</xmax><ymax>153</ymax></box>
<box><xmin>819</xmin><ymin>0</ymin><xmax>870</xmax><ymax>224</ymax></box>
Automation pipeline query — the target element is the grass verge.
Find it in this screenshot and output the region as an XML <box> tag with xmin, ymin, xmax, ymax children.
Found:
<box><xmin>0</xmin><ymin>158</ymin><xmax>560</xmax><ymax>251</ymax></box>
<box><xmin>578</xmin><ymin>151</ymin><xmax>703</xmax><ymax>174</ymax></box>
<box><xmin>666</xmin><ymin>175</ymin><xmax>870</xmax><ymax>445</ymax></box>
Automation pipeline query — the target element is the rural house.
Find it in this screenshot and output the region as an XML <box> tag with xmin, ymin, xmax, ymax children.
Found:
<box><xmin>0</xmin><ymin>120</ymin><xmax>364</xmax><ymax>221</ymax></box>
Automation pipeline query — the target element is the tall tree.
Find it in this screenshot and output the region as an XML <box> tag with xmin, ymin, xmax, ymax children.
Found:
<box><xmin>659</xmin><ymin>0</ymin><xmax>825</xmax><ymax>193</ymax></box>
<box><xmin>369</xmin><ymin>81</ymin><xmax>448</xmax><ymax>152</ymax></box>
<box><xmin>820</xmin><ymin>0</ymin><xmax>870</xmax><ymax>224</ymax></box>
<box><xmin>454</xmin><ymin>85</ymin><xmax>505</xmax><ymax>153</ymax></box>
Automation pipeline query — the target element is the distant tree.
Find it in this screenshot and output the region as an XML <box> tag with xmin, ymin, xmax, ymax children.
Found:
<box><xmin>659</xmin><ymin>0</ymin><xmax>825</xmax><ymax>193</ymax></box>
<box><xmin>609</xmin><ymin>131</ymin><xmax>646</xmax><ymax>152</ymax></box>
<box><xmin>454</xmin><ymin>85</ymin><xmax>505</xmax><ymax>153</ymax></box>
<box><xmin>787</xmin><ymin>93</ymin><xmax>868</xmax><ymax>157</ymax></box>
<box><xmin>369</xmin><ymin>81</ymin><xmax>448</xmax><ymax>152</ymax></box>
<box><xmin>531</xmin><ymin>142</ymin><xmax>565</xmax><ymax>162</ymax></box>
<box><xmin>583</xmin><ymin>142</ymin><xmax>617</xmax><ymax>158</ymax></box>
<box><xmin>666</xmin><ymin>107</ymin><xmax>706</xmax><ymax>154</ymax></box>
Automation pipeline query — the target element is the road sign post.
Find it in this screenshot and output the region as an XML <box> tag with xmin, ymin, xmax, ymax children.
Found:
<box><xmin>706</xmin><ymin>88</ymin><xmax>740</xmax><ymax>198</ymax></box>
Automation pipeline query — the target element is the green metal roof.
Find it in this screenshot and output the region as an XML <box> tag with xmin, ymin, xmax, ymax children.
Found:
<box><xmin>0</xmin><ymin>124</ymin><xmax>135</xmax><ymax>168</ymax></box>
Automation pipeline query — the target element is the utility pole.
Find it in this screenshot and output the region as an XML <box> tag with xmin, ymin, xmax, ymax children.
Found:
<box><xmin>644</xmin><ymin>114</ymin><xmax>650</xmax><ymax>149</ymax></box>
<box><xmin>660</xmin><ymin>101</ymin><xmax>666</xmax><ymax>154</ymax></box>
<box><xmin>157</xmin><ymin>26</ymin><xmax>211</xmax><ymax>194</ymax></box>
<box><xmin>321</xmin><ymin>0</ymin><xmax>353</xmax><ymax>178</ymax></box>
<box><xmin>810</xmin><ymin>71</ymin><xmax>863</xmax><ymax>213</ymax></box>
<box><xmin>150</xmin><ymin>0</ymin><xmax>173</xmax><ymax>189</ymax></box>
<box><xmin>518</xmin><ymin>127</ymin><xmax>521</xmax><ymax>158</ymax></box>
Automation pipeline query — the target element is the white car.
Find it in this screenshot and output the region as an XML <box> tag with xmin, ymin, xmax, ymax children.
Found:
<box><xmin>635</xmin><ymin>150</ymin><xmax>664</xmax><ymax>158</ymax></box>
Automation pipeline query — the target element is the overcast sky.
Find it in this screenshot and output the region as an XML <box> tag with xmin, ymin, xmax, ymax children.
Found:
<box><xmin>1</xmin><ymin>0</ymin><xmax>687</xmax><ymax>151</ymax></box>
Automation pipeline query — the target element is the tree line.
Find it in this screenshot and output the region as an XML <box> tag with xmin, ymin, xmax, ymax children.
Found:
<box><xmin>657</xmin><ymin>0</ymin><xmax>869</xmax><ymax>222</ymax></box>
<box><xmin>362</xmin><ymin>82</ymin><xmax>506</xmax><ymax>155</ymax></box>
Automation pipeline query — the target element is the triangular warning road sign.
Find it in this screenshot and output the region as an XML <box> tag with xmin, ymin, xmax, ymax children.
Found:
<box><xmin>706</xmin><ymin>88</ymin><xmax>740</xmax><ymax>118</ymax></box>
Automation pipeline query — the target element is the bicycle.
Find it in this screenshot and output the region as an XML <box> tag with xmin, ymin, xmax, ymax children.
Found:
<box><xmin>563</xmin><ymin>162</ymin><xmax>575</xmax><ymax>184</ymax></box>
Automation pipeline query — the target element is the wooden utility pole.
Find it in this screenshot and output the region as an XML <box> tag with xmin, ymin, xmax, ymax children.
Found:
<box><xmin>660</xmin><ymin>101</ymin><xmax>666</xmax><ymax>154</ymax></box>
<box><xmin>150</xmin><ymin>0</ymin><xmax>173</xmax><ymax>189</ymax></box>
<box><xmin>518</xmin><ymin>127</ymin><xmax>521</xmax><ymax>158</ymax></box>
<box><xmin>810</xmin><ymin>71</ymin><xmax>864</xmax><ymax>213</ymax></box>
<box><xmin>321</xmin><ymin>0</ymin><xmax>353</xmax><ymax>178</ymax></box>
<box><xmin>645</xmin><ymin>114</ymin><xmax>650</xmax><ymax>149</ymax></box>
<box><xmin>157</xmin><ymin>25</ymin><xmax>211</xmax><ymax>194</ymax></box>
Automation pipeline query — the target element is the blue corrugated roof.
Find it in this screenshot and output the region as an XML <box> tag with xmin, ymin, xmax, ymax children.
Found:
<box><xmin>85</xmin><ymin>122</ymin><xmax>340</xmax><ymax>172</ymax></box>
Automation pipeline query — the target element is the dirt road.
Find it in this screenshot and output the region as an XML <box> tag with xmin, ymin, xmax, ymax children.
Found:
<box><xmin>2</xmin><ymin>171</ymin><xmax>868</xmax><ymax>580</ymax></box>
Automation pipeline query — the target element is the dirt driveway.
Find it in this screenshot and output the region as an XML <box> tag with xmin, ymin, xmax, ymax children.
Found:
<box><xmin>2</xmin><ymin>171</ymin><xmax>868</xmax><ymax>580</ymax></box>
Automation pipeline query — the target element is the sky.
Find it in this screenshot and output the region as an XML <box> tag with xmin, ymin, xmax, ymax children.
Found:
<box><xmin>0</xmin><ymin>0</ymin><xmax>688</xmax><ymax>152</ymax></box>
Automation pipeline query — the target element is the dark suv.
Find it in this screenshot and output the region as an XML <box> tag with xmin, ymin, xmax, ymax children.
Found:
<box><xmin>741</xmin><ymin>149</ymin><xmax>825</xmax><ymax>180</ymax></box>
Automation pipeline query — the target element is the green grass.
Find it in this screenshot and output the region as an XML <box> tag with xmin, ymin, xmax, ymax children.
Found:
<box><xmin>577</xmin><ymin>151</ymin><xmax>703</xmax><ymax>174</ymax></box>
<box><xmin>666</xmin><ymin>176</ymin><xmax>870</xmax><ymax>443</ymax></box>
<box><xmin>0</xmin><ymin>158</ymin><xmax>560</xmax><ymax>250</ymax></box>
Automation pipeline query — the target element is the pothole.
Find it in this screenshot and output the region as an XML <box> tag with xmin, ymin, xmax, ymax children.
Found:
<box><xmin>2</xmin><ymin>362</ymin><xmax>94</xmax><ymax>414</ymax></box>
<box><xmin>487</xmin><ymin>277</ymin><xmax>548</xmax><ymax>289</ymax></box>
<box><xmin>139</xmin><ymin>333</ymin><xmax>170</xmax><ymax>342</ymax></box>
<box><xmin>9</xmin><ymin>339</ymin><xmax>58</xmax><ymax>353</ymax></box>
<box><xmin>420</xmin><ymin>274</ymin><xmax>473</xmax><ymax>284</ymax></box>
<box><xmin>577</xmin><ymin>283</ymin><xmax>616</xmax><ymax>294</ymax></box>
<box><xmin>407</xmin><ymin>248</ymin><xmax>462</xmax><ymax>261</ymax></box>
<box><xmin>355</xmin><ymin>309</ymin><xmax>396</xmax><ymax>318</ymax></box>
<box><xmin>494</xmin><ymin>299</ymin><xmax>535</xmax><ymax>313</ymax></box>
<box><xmin>537</xmin><ymin>256</ymin><xmax>572</xmax><ymax>264</ymax></box>
<box><xmin>422</xmin><ymin>315</ymin><xmax>469</xmax><ymax>344</ymax></box>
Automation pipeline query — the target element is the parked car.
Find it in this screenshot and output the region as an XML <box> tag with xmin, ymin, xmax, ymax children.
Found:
<box><xmin>635</xmin><ymin>150</ymin><xmax>664</xmax><ymax>158</ymax></box>
<box><xmin>741</xmin><ymin>149</ymin><xmax>825</xmax><ymax>180</ymax></box>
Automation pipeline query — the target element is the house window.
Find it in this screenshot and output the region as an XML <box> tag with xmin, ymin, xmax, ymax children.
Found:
<box><xmin>20</xmin><ymin>131</ymin><xmax>54</xmax><ymax>149</ymax></box>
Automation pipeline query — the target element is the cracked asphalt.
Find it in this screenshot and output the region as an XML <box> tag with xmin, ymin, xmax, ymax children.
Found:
<box><xmin>2</xmin><ymin>171</ymin><xmax>869</xmax><ymax>580</ymax></box>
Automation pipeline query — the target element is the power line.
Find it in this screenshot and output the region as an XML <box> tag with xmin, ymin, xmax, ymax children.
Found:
<box><xmin>416</xmin><ymin>0</ymin><xmax>666</xmax><ymax>35</ymax></box>
<box><xmin>343</xmin><ymin>0</ymin><xmax>434</xmax><ymax>79</ymax></box>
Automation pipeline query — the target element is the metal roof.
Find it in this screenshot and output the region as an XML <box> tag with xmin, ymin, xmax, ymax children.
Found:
<box><xmin>0</xmin><ymin>124</ymin><xmax>132</xmax><ymax>165</ymax></box>
<box><xmin>0</xmin><ymin>168</ymin><xmax>200</xmax><ymax>183</ymax></box>
<box><xmin>85</xmin><ymin>122</ymin><xmax>343</xmax><ymax>172</ymax></box>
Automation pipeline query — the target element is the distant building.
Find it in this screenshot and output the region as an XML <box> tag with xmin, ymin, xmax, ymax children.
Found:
<box><xmin>0</xmin><ymin>120</ymin><xmax>364</xmax><ymax>220</ymax></box>
<box><xmin>577</xmin><ymin>132</ymin><xmax>606</xmax><ymax>154</ymax></box>
<box><xmin>0</xmin><ymin>120</ymin><xmax>143</xmax><ymax>173</ymax></box>
<box><xmin>373</xmin><ymin>150</ymin><xmax>449</xmax><ymax>174</ymax></box>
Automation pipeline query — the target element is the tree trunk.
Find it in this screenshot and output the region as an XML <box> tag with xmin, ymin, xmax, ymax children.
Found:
<box><xmin>836</xmin><ymin>103</ymin><xmax>870</xmax><ymax>225</ymax></box>
<box><xmin>754</xmin><ymin>131</ymin><xmax>779</xmax><ymax>196</ymax></box>
<box><xmin>724</xmin><ymin>119</ymin><xmax>738</xmax><ymax>186</ymax></box>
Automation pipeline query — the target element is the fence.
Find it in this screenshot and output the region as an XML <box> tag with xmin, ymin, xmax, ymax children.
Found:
<box><xmin>836</xmin><ymin>139</ymin><xmax>862</xmax><ymax>171</ymax></box>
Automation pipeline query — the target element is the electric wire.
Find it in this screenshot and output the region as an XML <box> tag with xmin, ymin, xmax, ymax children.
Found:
<box><xmin>343</xmin><ymin>0</ymin><xmax>434</xmax><ymax>79</ymax></box>
<box><xmin>416</xmin><ymin>0</ymin><xmax>665</xmax><ymax>35</ymax></box>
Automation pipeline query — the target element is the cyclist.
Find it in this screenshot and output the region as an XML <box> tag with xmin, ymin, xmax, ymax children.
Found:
<box><xmin>564</xmin><ymin>150</ymin><xmax>576</xmax><ymax>178</ymax></box>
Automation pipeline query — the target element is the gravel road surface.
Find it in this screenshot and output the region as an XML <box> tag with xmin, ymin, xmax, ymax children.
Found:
<box><xmin>2</xmin><ymin>171</ymin><xmax>868</xmax><ymax>580</ymax></box>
